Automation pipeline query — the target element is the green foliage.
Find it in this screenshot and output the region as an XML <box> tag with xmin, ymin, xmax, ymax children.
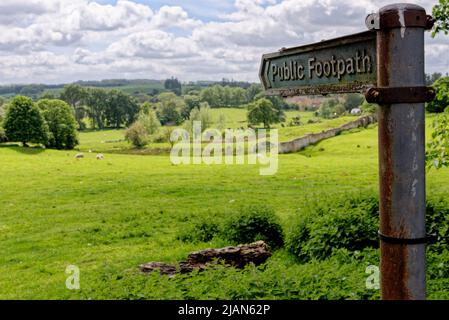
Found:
<box><xmin>426</xmin><ymin>112</ymin><xmax>449</xmax><ymax>169</ymax></box>
<box><xmin>182</xmin><ymin>95</ymin><xmax>201</xmax><ymax>119</ymax></box>
<box><xmin>426</xmin><ymin>197</ymin><xmax>449</xmax><ymax>251</ymax></box>
<box><xmin>60</xmin><ymin>84</ymin><xmax>87</xmax><ymax>129</ymax></box>
<box><xmin>432</xmin><ymin>0</ymin><xmax>449</xmax><ymax>37</ymax></box>
<box><xmin>137</xmin><ymin>110</ymin><xmax>161</xmax><ymax>136</ymax></box>
<box><xmin>164</xmin><ymin>77</ymin><xmax>182</xmax><ymax>95</ymax></box>
<box><xmin>246</xmin><ymin>84</ymin><xmax>263</xmax><ymax>102</ymax></box>
<box><xmin>360</xmin><ymin>100</ymin><xmax>378</xmax><ymax>114</ymax></box>
<box><xmin>3</xmin><ymin>96</ymin><xmax>48</xmax><ymax>146</ymax></box>
<box><xmin>0</xmin><ymin>126</ymin><xmax>7</xmax><ymax>143</ymax></box>
<box><xmin>124</xmin><ymin>121</ymin><xmax>149</xmax><ymax>148</ymax></box>
<box><xmin>37</xmin><ymin>99</ymin><xmax>79</xmax><ymax>150</ymax></box>
<box><xmin>185</xmin><ymin>102</ymin><xmax>212</xmax><ymax>132</ymax></box>
<box><xmin>178</xmin><ymin>220</ymin><xmax>220</xmax><ymax>243</ymax></box>
<box><xmin>426</xmin><ymin>72</ymin><xmax>443</xmax><ymax>86</ymax></box>
<box><xmin>344</xmin><ymin>93</ymin><xmax>364</xmax><ymax>111</ymax></box>
<box><xmin>200</xmin><ymin>85</ymin><xmax>248</xmax><ymax>108</ymax></box>
<box><xmin>222</xmin><ymin>205</ymin><xmax>284</xmax><ymax>249</ymax></box>
<box><xmin>247</xmin><ymin>98</ymin><xmax>282</xmax><ymax>128</ymax></box>
<box><xmin>427</xmin><ymin>76</ymin><xmax>449</xmax><ymax>113</ymax></box>
<box><xmin>155</xmin><ymin>92</ymin><xmax>184</xmax><ymax>125</ymax></box>
<box><xmin>286</xmin><ymin>194</ymin><xmax>379</xmax><ymax>262</ymax></box>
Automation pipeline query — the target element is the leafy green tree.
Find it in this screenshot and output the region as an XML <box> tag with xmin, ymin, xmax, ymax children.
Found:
<box><xmin>182</xmin><ymin>95</ymin><xmax>201</xmax><ymax>119</ymax></box>
<box><xmin>125</xmin><ymin>121</ymin><xmax>148</xmax><ymax>148</ymax></box>
<box><xmin>164</xmin><ymin>77</ymin><xmax>182</xmax><ymax>95</ymax></box>
<box><xmin>247</xmin><ymin>98</ymin><xmax>282</xmax><ymax>129</ymax></box>
<box><xmin>84</xmin><ymin>88</ymin><xmax>108</xmax><ymax>129</ymax></box>
<box><xmin>138</xmin><ymin>110</ymin><xmax>160</xmax><ymax>135</ymax></box>
<box><xmin>60</xmin><ymin>84</ymin><xmax>87</xmax><ymax>129</ymax></box>
<box><xmin>334</xmin><ymin>104</ymin><xmax>346</xmax><ymax>116</ymax></box>
<box><xmin>344</xmin><ymin>93</ymin><xmax>364</xmax><ymax>111</ymax></box>
<box><xmin>246</xmin><ymin>84</ymin><xmax>263</xmax><ymax>102</ymax></box>
<box><xmin>186</xmin><ymin>102</ymin><xmax>212</xmax><ymax>132</ymax></box>
<box><xmin>3</xmin><ymin>96</ymin><xmax>48</xmax><ymax>147</ymax></box>
<box><xmin>432</xmin><ymin>0</ymin><xmax>449</xmax><ymax>37</ymax></box>
<box><xmin>427</xmin><ymin>77</ymin><xmax>449</xmax><ymax>113</ymax></box>
<box><xmin>155</xmin><ymin>92</ymin><xmax>184</xmax><ymax>125</ymax></box>
<box><xmin>105</xmin><ymin>90</ymin><xmax>139</xmax><ymax>128</ymax></box>
<box><xmin>37</xmin><ymin>99</ymin><xmax>78</xmax><ymax>150</ymax></box>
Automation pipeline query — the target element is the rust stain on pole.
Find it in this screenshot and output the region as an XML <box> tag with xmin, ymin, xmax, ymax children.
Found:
<box><xmin>376</xmin><ymin>3</ymin><xmax>428</xmax><ymax>300</ymax></box>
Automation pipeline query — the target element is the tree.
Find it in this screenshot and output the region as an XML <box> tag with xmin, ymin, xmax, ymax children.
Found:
<box><xmin>125</xmin><ymin>122</ymin><xmax>148</xmax><ymax>148</ymax></box>
<box><xmin>432</xmin><ymin>0</ymin><xmax>449</xmax><ymax>37</ymax></box>
<box><xmin>182</xmin><ymin>95</ymin><xmax>201</xmax><ymax>119</ymax></box>
<box><xmin>344</xmin><ymin>93</ymin><xmax>364</xmax><ymax>111</ymax></box>
<box><xmin>186</xmin><ymin>102</ymin><xmax>212</xmax><ymax>132</ymax></box>
<box><xmin>427</xmin><ymin>77</ymin><xmax>449</xmax><ymax>113</ymax></box>
<box><xmin>164</xmin><ymin>77</ymin><xmax>182</xmax><ymax>95</ymax></box>
<box><xmin>246</xmin><ymin>84</ymin><xmax>263</xmax><ymax>102</ymax></box>
<box><xmin>247</xmin><ymin>98</ymin><xmax>281</xmax><ymax>129</ymax></box>
<box><xmin>105</xmin><ymin>90</ymin><xmax>139</xmax><ymax>128</ymax></box>
<box><xmin>60</xmin><ymin>84</ymin><xmax>87</xmax><ymax>129</ymax></box>
<box><xmin>138</xmin><ymin>110</ymin><xmax>161</xmax><ymax>135</ymax></box>
<box><xmin>84</xmin><ymin>88</ymin><xmax>108</xmax><ymax>129</ymax></box>
<box><xmin>3</xmin><ymin>96</ymin><xmax>48</xmax><ymax>147</ymax></box>
<box><xmin>37</xmin><ymin>99</ymin><xmax>79</xmax><ymax>150</ymax></box>
<box><xmin>155</xmin><ymin>92</ymin><xmax>184</xmax><ymax>125</ymax></box>
<box><xmin>426</xmin><ymin>72</ymin><xmax>443</xmax><ymax>85</ymax></box>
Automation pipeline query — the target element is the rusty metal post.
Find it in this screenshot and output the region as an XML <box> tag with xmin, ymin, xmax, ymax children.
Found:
<box><xmin>374</xmin><ymin>4</ymin><xmax>429</xmax><ymax>300</ymax></box>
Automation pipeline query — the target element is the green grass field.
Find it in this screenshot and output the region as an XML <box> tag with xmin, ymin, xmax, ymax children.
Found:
<box><xmin>1</xmin><ymin>113</ymin><xmax>449</xmax><ymax>299</ymax></box>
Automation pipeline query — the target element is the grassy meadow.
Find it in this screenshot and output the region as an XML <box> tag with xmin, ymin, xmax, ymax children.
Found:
<box><xmin>1</xmin><ymin>111</ymin><xmax>448</xmax><ymax>299</ymax></box>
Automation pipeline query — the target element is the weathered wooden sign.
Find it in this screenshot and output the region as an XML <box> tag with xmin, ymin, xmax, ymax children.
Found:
<box><xmin>259</xmin><ymin>31</ymin><xmax>377</xmax><ymax>97</ymax></box>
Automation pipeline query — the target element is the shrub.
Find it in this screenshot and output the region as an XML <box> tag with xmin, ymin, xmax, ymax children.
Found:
<box><xmin>3</xmin><ymin>96</ymin><xmax>48</xmax><ymax>147</ymax></box>
<box><xmin>287</xmin><ymin>193</ymin><xmax>449</xmax><ymax>263</ymax></box>
<box><xmin>222</xmin><ymin>205</ymin><xmax>284</xmax><ymax>249</ymax></box>
<box><xmin>286</xmin><ymin>194</ymin><xmax>379</xmax><ymax>262</ymax></box>
<box><xmin>178</xmin><ymin>221</ymin><xmax>220</xmax><ymax>243</ymax></box>
<box><xmin>37</xmin><ymin>99</ymin><xmax>78</xmax><ymax>150</ymax></box>
<box><xmin>0</xmin><ymin>126</ymin><xmax>7</xmax><ymax>143</ymax></box>
<box><xmin>138</xmin><ymin>110</ymin><xmax>160</xmax><ymax>135</ymax></box>
<box><xmin>125</xmin><ymin>121</ymin><xmax>149</xmax><ymax>148</ymax></box>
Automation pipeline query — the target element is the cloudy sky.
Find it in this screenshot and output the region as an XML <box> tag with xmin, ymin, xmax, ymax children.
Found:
<box><xmin>0</xmin><ymin>0</ymin><xmax>447</xmax><ymax>84</ymax></box>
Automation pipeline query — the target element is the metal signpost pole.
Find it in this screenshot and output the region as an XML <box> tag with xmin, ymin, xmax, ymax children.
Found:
<box><xmin>366</xmin><ymin>4</ymin><xmax>435</xmax><ymax>300</ymax></box>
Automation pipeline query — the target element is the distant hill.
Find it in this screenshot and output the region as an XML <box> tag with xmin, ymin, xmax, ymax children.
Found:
<box><xmin>0</xmin><ymin>79</ymin><xmax>255</xmax><ymax>100</ymax></box>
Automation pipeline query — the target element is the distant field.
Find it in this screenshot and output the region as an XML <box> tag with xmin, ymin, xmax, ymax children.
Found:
<box><xmin>76</xmin><ymin>110</ymin><xmax>363</xmax><ymax>153</ymax></box>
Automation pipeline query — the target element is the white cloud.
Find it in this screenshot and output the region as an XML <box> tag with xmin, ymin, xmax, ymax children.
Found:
<box><xmin>0</xmin><ymin>0</ymin><xmax>446</xmax><ymax>84</ymax></box>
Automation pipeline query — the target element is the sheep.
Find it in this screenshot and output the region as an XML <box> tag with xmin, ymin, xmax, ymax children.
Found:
<box><xmin>75</xmin><ymin>153</ymin><xmax>84</xmax><ymax>159</ymax></box>
<box><xmin>96</xmin><ymin>154</ymin><xmax>104</xmax><ymax>160</ymax></box>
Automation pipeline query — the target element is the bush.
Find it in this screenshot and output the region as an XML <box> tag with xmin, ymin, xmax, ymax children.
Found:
<box><xmin>125</xmin><ymin>121</ymin><xmax>149</xmax><ymax>148</ymax></box>
<box><xmin>287</xmin><ymin>193</ymin><xmax>449</xmax><ymax>263</ymax></box>
<box><xmin>178</xmin><ymin>220</ymin><xmax>220</xmax><ymax>243</ymax></box>
<box><xmin>37</xmin><ymin>99</ymin><xmax>78</xmax><ymax>150</ymax></box>
<box><xmin>222</xmin><ymin>205</ymin><xmax>284</xmax><ymax>249</ymax></box>
<box><xmin>0</xmin><ymin>126</ymin><xmax>7</xmax><ymax>143</ymax></box>
<box><xmin>286</xmin><ymin>194</ymin><xmax>379</xmax><ymax>262</ymax></box>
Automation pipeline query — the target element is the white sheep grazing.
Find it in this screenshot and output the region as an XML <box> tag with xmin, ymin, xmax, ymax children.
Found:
<box><xmin>75</xmin><ymin>153</ymin><xmax>84</xmax><ymax>159</ymax></box>
<box><xmin>96</xmin><ymin>154</ymin><xmax>104</xmax><ymax>160</ymax></box>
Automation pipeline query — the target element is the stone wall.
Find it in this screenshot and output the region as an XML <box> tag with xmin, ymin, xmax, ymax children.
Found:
<box><xmin>279</xmin><ymin>114</ymin><xmax>377</xmax><ymax>154</ymax></box>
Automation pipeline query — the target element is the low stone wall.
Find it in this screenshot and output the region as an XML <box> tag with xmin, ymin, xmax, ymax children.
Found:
<box><xmin>279</xmin><ymin>114</ymin><xmax>377</xmax><ymax>154</ymax></box>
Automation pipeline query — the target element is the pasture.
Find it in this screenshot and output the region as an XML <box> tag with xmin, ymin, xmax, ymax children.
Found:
<box><xmin>1</xmin><ymin>112</ymin><xmax>448</xmax><ymax>299</ymax></box>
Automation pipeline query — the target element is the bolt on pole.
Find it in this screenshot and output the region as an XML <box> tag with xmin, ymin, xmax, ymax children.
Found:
<box><xmin>372</xmin><ymin>3</ymin><xmax>431</xmax><ymax>300</ymax></box>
